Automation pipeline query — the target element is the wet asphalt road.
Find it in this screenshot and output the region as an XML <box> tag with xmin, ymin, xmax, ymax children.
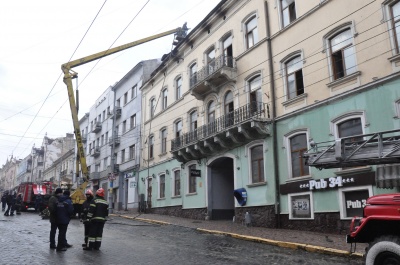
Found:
<box><xmin>0</xmin><ymin>212</ymin><xmax>362</xmax><ymax>265</ymax></box>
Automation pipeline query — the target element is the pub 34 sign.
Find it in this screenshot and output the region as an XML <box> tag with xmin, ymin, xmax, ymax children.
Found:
<box><xmin>299</xmin><ymin>176</ymin><xmax>355</xmax><ymax>190</ymax></box>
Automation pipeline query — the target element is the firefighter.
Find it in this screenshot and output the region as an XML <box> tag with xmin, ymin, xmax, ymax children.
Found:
<box><xmin>15</xmin><ymin>193</ymin><xmax>22</xmax><ymax>214</ymax></box>
<box><xmin>80</xmin><ymin>189</ymin><xmax>94</xmax><ymax>248</ymax></box>
<box><xmin>83</xmin><ymin>188</ymin><xmax>108</xmax><ymax>251</ymax></box>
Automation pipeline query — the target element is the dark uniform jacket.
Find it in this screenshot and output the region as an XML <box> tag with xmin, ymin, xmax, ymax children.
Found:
<box><xmin>87</xmin><ymin>195</ymin><xmax>108</xmax><ymax>223</ymax></box>
<box><xmin>81</xmin><ymin>197</ymin><xmax>93</xmax><ymax>224</ymax></box>
<box><xmin>48</xmin><ymin>194</ymin><xmax>58</xmax><ymax>223</ymax></box>
<box><xmin>55</xmin><ymin>195</ymin><xmax>73</xmax><ymax>225</ymax></box>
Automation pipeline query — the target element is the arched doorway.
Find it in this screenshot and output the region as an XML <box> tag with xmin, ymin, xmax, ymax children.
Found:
<box><xmin>207</xmin><ymin>157</ymin><xmax>235</xmax><ymax>220</ymax></box>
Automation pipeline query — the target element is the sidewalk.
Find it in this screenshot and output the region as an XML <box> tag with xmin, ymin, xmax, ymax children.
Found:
<box><xmin>110</xmin><ymin>211</ymin><xmax>365</xmax><ymax>260</ymax></box>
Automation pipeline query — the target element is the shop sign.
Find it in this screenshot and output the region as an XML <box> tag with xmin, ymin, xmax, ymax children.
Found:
<box><xmin>344</xmin><ymin>189</ymin><xmax>369</xmax><ymax>218</ymax></box>
<box><xmin>280</xmin><ymin>172</ymin><xmax>375</xmax><ymax>195</ymax></box>
<box><xmin>190</xmin><ymin>169</ymin><xmax>201</xmax><ymax>177</ymax></box>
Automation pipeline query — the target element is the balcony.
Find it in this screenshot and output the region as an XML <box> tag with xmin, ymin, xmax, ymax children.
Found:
<box><xmin>91</xmin><ymin>172</ymin><xmax>100</xmax><ymax>180</ymax></box>
<box><xmin>92</xmin><ymin>122</ymin><xmax>102</xmax><ymax>133</ymax></box>
<box><xmin>108</xmin><ymin>136</ymin><xmax>121</xmax><ymax>146</ymax></box>
<box><xmin>90</xmin><ymin>146</ymin><xmax>100</xmax><ymax>157</ymax></box>
<box><xmin>171</xmin><ymin>102</ymin><xmax>271</xmax><ymax>163</ymax></box>
<box><xmin>108</xmin><ymin>107</ymin><xmax>122</xmax><ymax>119</ymax></box>
<box><xmin>190</xmin><ymin>55</ymin><xmax>236</xmax><ymax>100</ymax></box>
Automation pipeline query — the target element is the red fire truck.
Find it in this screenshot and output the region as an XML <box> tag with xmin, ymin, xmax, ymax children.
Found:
<box><xmin>17</xmin><ymin>182</ymin><xmax>53</xmax><ymax>211</ymax></box>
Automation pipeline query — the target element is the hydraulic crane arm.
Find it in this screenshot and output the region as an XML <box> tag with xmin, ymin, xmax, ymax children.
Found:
<box><xmin>62</xmin><ymin>24</ymin><xmax>187</xmax><ymax>204</ymax></box>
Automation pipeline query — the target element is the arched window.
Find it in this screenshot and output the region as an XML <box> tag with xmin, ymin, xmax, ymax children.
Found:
<box><xmin>285</xmin><ymin>56</ymin><xmax>304</xmax><ymax>100</ymax></box>
<box><xmin>175</xmin><ymin>77</ymin><xmax>182</xmax><ymax>100</ymax></box>
<box><xmin>245</xmin><ymin>16</ymin><xmax>258</xmax><ymax>49</ymax></box>
<box><xmin>248</xmin><ymin>75</ymin><xmax>262</xmax><ymax>112</ymax></box>
<box><xmin>329</xmin><ymin>29</ymin><xmax>356</xmax><ymax>80</ymax></box>
<box><xmin>189</xmin><ymin>63</ymin><xmax>198</xmax><ymax>87</ymax></box>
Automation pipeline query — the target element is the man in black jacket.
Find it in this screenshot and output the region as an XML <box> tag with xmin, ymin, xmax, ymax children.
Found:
<box><xmin>4</xmin><ymin>191</ymin><xmax>13</xmax><ymax>216</ymax></box>
<box><xmin>48</xmin><ymin>188</ymin><xmax>63</xmax><ymax>249</ymax></box>
<box><xmin>83</xmin><ymin>188</ymin><xmax>108</xmax><ymax>251</ymax></box>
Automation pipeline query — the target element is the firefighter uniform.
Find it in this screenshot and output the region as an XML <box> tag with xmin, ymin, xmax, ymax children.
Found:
<box><xmin>84</xmin><ymin>188</ymin><xmax>108</xmax><ymax>251</ymax></box>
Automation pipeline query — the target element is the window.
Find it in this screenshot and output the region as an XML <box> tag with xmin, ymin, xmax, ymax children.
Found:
<box><xmin>116</xmin><ymin>99</ymin><xmax>121</xmax><ymax>107</ymax></box>
<box><xmin>289</xmin><ymin>192</ymin><xmax>313</xmax><ymax>219</ymax></box>
<box><xmin>289</xmin><ymin>133</ymin><xmax>309</xmax><ymax>178</ymax></box>
<box><xmin>339</xmin><ymin>186</ymin><xmax>372</xmax><ymax>219</ymax></box>
<box><xmin>122</xmin><ymin>120</ymin><xmax>127</xmax><ymax>134</ymax></box>
<box><xmin>149</xmin><ymin>136</ymin><xmax>154</xmax><ymax>159</ymax></box>
<box><xmin>103</xmin><ymin>157</ymin><xmax>108</xmax><ymax>170</ymax></box>
<box><xmin>105</xmin><ymin>132</ymin><xmax>108</xmax><ymax>144</ymax></box>
<box><xmin>159</xmin><ymin>174</ymin><xmax>166</xmax><ymax>199</ymax></box>
<box><xmin>390</xmin><ymin>2</ymin><xmax>400</xmax><ymax>54</ymax></box>
<box><xmin>250</xmin><ymin>145</ymin><xmax>264</xmax><ymax>183</ymax></box>
<box><xmin>176</xmin><ymin>77</ymin><xmax>182</xmax><ymax>100</ymax></box>
<box><xmin>190</xmin><ymin>111</ymin><xmax>197</xmax><ymax>131</ymax></box>
<box><xmin>107</xmin><ymin>106</ymin><xmax>111</xmax><ymax>116</ymax></box>
<box><xmin>101</xmin><ymin>135</ymin><xmax>104</xmax><ymax>146</ymax></box>
<box><xmin>337</xmin><ymin>118</ymin><xmax>363</xmax><ymax>143</ymax></box>
<box><xmin>161</xmin><ymin>129</ymin><xmax>167</xmax><ymax>154</ymax></box>
<box><xmin>249</xmin><ymin>75</ymin><xmax>262</xmax><ymax>112</ymax></box>
<box><xmin>223</xmin><ymin>35</ymin><xmax>233</xmax><ymax>67</ymax></box>
<box><xmin>285</xmin><ymin>56</ymin><xmax>304</xmax><ymax>100</ymax></box>
<box><xmin>189</xmin><ymin>63</ymin><xmax>197</xmax><ymax>87</ymax></box>
<box><xmin>121</xmin><ymin>149</ymin><xmax>125</xmax><ymax>163</ymax></box>
<box><xmin>175</xmin><ymin>120</ymin><xmax>182</xmax><ymax>138</ymax></box>
<box><xmin>130</xmin><ymin>114</ymin><xmax>136</xmax><ymax>129</ymax></box>
<box><xmin>329</xmin><ymin>29</ymin><xmax>356</xmax><ymax>80</ymax></box>
<box><xmin>162</xmin><ymin>88</ymin><xmax>168</xmax><ymax>110</ymax></box>
<box><xmin>174</xmin><ymin>170</ymin><xmax>181</xmax><ymax>196</ymax></box>
<box><xmin>188</xmin><ymin>164</ymin><xmax>196</xmax><ymax>193</ymax></box>
<box><xmin>102</xmin><ymin>110</ymin><xmax>106</xmax><ymax>121</ymax></box>
<box><xmin>245</xmin><ymin>16</ymin><xmax>258</xmax><ymax>49</ymax></box>
<box><xmin>333</xmin><ymin>113</ymin><xmax>364</xmax><ymax>170</ymax></box>
<box><xmin>124</xmin><ymin>92</ymin><xmax>128</xmax><ymax>105</ymax></box>
<box><xmin>150</xmin><ymin>98</ymin><xmax>156</xmax><ymax>118</ymax></box>
<box><xmin>131</xmin><ymin>85</ymin><xmax>137</xmax><ymax>99</ymax></box>
<box><xmin>206</xmin><ymin>48</ymin><xmax>215</xmax><ymax>74</ymax></box>
<box><xmin>208</xmin><ymin>101</ymin><xmax>216</xmax><ymax>134</ymax></box>
<box><xmin>224</xmin><ymin>91</ymin><xmax>234</xmax><ymax>127</ymax></box>
<box><xmin>281</xmin><ymin>0</ymin><xmax>296</xmax><ymax>28</ymax></box>
<box><xmin>129</xmin><ymin>145</ymin><xmax>135</xmax><ymax>160</ymax></box>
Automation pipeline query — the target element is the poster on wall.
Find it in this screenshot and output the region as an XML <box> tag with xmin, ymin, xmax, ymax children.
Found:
<box><xmin>344</xmin><ymin>189</ymin><xmax>369</xmax><ymax>218</ymax></box>
<box><xmin>291</xmin><ymin>194</ymin><xmax>311</xmax><ymax>218</ymax></box>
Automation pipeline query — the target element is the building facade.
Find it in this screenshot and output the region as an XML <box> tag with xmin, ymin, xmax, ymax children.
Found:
<box><xmin>79</xmin><ymin>59</ymin><xmax>160</xmax><ymax>211</ymax></box>
<box><xmin>137</xmin><ymin>0</ymin><xmax>400</xmax><ymax>232</ymax></box>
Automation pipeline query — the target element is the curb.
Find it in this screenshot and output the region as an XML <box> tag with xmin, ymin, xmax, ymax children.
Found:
<box><xmin>111</xmin><ymin>214</ymin><xmax>364</xmax><ymax>259</ymax></box>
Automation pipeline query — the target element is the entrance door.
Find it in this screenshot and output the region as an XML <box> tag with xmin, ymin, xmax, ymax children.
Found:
<box><xmin>208</xmin><ymin>157</ymin><xmax>235</xmax><ymax>220</ymax></box>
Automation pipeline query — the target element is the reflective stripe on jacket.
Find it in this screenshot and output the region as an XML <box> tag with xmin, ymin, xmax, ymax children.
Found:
<box><xmin>87</xmin><ymin>196</ymin><xmax>108</xmax><ymax>222</ymax></box>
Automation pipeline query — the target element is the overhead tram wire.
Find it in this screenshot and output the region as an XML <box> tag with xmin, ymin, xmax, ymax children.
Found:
<box><xmin>14</xmin><ymin>1</ymin><xmax>109</xmax><ymax>158</ymax></box>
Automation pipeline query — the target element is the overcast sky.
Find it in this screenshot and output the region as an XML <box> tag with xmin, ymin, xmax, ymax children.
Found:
<box><xmin>0</xmin><ymin>0</ymin><xmax>218</xmax><ymax>165</ymax></box>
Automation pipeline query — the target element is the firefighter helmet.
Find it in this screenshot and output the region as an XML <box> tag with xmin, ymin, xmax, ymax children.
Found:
<box><xmin>85</xmin><ymin>189</ymin><xmax>93</xmax><ymax>196</ymax></box>
<box><xmin>96</xmin><ymin>188</ymin><xmax>104</xmax><ymax>197</ymax></box>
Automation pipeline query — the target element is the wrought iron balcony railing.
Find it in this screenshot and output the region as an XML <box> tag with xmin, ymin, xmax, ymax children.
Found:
<box><xmin>171</xmin><ymin>102</ymin><xmax>269</xmax><ymax>151</ymax></box>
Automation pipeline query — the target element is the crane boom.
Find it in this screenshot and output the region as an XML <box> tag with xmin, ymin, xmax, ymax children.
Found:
<box><xmin>62</xmin><ymin>24</ymin><xmax>188</xmax><ymax>206</ymax></box>
<box><xmin>303</xmin><ymin>129</ymin><xmax>400</xmax><ymax>170</ymax></box>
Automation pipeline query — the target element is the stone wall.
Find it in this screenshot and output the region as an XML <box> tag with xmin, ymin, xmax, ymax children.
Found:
<box><xmin>150</xmin><ymin>206</ymin><xmax>207</xmax><ymax>220</ymax></box>
<box><xmin>280</xmin><ymin>213</ymin><xmax>351</xmax><ymax>234</ymax></box>
<box><xmin>234</xmin><ymin>205</ymin><xmax>276</xmax><ymax>228</ymax></box>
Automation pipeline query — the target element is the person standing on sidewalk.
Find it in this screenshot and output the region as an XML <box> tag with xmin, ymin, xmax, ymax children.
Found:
<box><xmin>80</xmin><ymin>189</ymin><xmax>94</xmax><ymax>248</ymax></box>
<box><xmin>4</xmin><ymin>191</ymin><xmax>13</xmax><ymax>216</ymax></box>
<box><xmin>48</xmin><ymin>188</ymin><xmax>63</xmax><ymax>249</ymax></box>
<box><xmin>15</xmin><ymin>193</ymin><xmax>22</xmax><ymax>215</ymax></box>
<box><xmin>55</xmin><ymin>189</ymin><xmax>73</xmax><ymax>252</ymax></box>
<box><xmin>1</xmin><ymin>192</ymin><xmax>7</xmax><ymax>211</ymax></box>
<box><xmin>83</xmin><ymin>188</ymin><xmax>108</xmax><ymax>251</ymax></box>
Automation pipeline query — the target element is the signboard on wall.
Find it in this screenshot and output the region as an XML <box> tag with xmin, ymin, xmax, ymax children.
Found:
<box><xmin>280</xmin><ymin>172</ymin><xmax>375</xmax><ymax>195</ymax></box>
<box><xmin>190</xmin><ymin>169</ymin><xmax>201</xmax><ymax>177</ymax></box>
<box><xmin>344</xmin><ymin>189</ymin><xmax>369</xmax><ymax>218</ymax></box>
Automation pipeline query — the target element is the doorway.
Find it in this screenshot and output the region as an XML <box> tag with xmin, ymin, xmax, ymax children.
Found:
<box><xmin>208</xmin><ymin>157</ymin><xmax>235</xmax><ymax>220</ymax></box>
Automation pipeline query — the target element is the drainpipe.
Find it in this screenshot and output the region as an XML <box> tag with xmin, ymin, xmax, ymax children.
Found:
<box><xmin>265</xmin><ymin>0</ymin><xmax>281</xmax><ymax>228</ymax></box>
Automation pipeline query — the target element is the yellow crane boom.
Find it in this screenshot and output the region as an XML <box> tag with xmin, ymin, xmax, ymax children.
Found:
<box><xmin>62</xmin><ymin>25</ymin><xmax>187</xmax><ymax>206</ymax></box>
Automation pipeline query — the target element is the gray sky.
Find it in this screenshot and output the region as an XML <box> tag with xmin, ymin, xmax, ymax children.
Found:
<box><xmin>0</xmin><ymin>0</ymin><xmax>217</xmax><ymax>165</ymax></box>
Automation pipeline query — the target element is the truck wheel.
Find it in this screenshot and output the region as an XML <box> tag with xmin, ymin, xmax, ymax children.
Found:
<box><xmin>366</xmin><ymin>236</ymin><xmax>400</xmax><ymax>265</ymax></box>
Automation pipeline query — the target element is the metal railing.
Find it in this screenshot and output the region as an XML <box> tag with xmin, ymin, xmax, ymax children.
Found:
<box><xmin>171</xmin><ymin>102</ymin><xmax>269</xmax><ymax>151</ymax></box>
<box><xmin>190</xmin><ymin>55</ymin><xmax>235</xmax><ymax>88</ymax></box>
